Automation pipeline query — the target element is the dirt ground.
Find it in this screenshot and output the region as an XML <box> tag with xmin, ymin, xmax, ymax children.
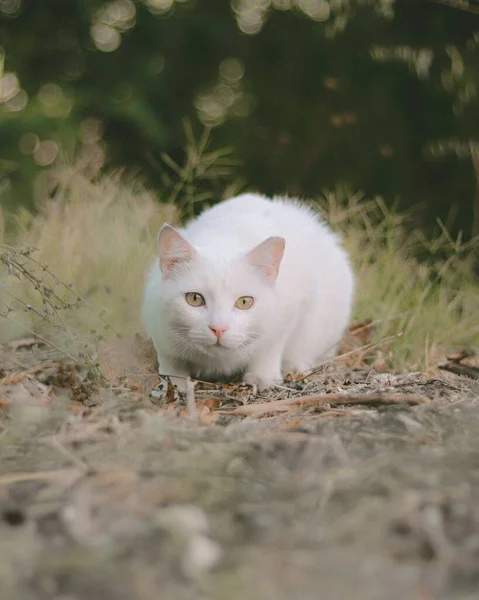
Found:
<box><xmin>1</xmin><ymin>337</ymin><xmax>479</xmax><ymax>600</ymax></box>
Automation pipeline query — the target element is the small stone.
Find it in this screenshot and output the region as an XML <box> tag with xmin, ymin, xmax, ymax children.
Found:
<box><xmin>181</xmin><ymin>534</ymin><xmax>222</xmax><ymax>578</ymax></box>
<box><xmin>159</xmin><ymin>504</ymin><xmax>209</xmax><ymax>535</ymax></box>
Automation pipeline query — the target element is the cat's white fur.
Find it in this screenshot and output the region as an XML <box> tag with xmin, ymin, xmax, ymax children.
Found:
<box><xmin>142</xmin><ymin>193</ymin><xmax>354</xmax><ymax>390</ymax></box>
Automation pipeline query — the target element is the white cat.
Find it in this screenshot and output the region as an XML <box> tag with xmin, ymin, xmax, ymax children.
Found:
<box><xmin>142</xmin><ymin>193</ymin><xmax>354</xmax><ymax>390</ymax></box>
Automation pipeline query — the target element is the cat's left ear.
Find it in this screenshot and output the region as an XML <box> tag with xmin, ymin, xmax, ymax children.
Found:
<box><xmin>246</xmin><ymin>236</ymin><xmax>285</xmax><ymax>284</ymax></box>
<box><xmin>157</xmin><ymin>224</ymin><xmax>197</xmax><ymax>278</ymax></box>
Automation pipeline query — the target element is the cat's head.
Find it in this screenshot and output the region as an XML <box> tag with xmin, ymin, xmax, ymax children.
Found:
<box><xmin>156</xmin><ymin>224</ymin><xmax>285</xmax><ymax>357</ymax></box>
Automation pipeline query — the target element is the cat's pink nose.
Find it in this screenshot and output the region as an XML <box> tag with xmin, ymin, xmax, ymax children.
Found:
<box><xmin>209</xmin><ymin>325</ymin><xmax>228</xmax><ymax>339</ymax></box>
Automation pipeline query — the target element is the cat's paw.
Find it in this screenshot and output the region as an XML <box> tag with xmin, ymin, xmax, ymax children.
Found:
<box><xmin>243</xmin><ymin>371</ymin><xmax>282</xmax><ymax>391</ymax></box>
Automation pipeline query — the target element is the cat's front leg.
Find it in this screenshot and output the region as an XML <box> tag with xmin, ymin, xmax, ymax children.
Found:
<box><xmin>243</xmin><ymin>350</ymin><xmax>283</xmax><ymax>391</ymax></box>
<box><xmin>157</xmin><ymin>353</ymin><xmax>190</xmax><ymax>393</ymax></box>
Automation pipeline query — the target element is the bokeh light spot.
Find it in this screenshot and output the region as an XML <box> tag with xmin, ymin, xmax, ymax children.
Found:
<box><xmin>0</xmin><ymin>0</ymin><xmax>22</xmax><ymax>16</ymax></box>
<box><xmin>19</xmin><ymin>133</ymin><xmax>39</xmax><ymax>155</ymax></box>
<box><xmin>145</xmin><ymin>0</ymin><xmax>173</xmax><ymax>13</ymax></box>
<box><xmin>298</xmin><ymin>0</ymin><xmax>330</xmax><ymax>21</ymax></box>
<box><xmin>219</xmin><ymin>58</ymin><xmax>245</xmax><ymax>83</ymax></box>
<box><xmin>6</xmin><ymin>88</ymin><xmax>27</xmax><ymax>111</ymax></box>
<box><xmin>34</xmin><ymin>140</ymin><xmax>59</xmax><ymax>166</ymax></box>
<box><xmin>38</xmin><ymin>83</ymin><xmax>63</xmax><ymax>107</ymax></box>
<box><xmin>91</xmin><ymin>23</ymin><xmax>121</xmax><ymax>52</ymax></box>
<box><xmin>0</xmin><ymin>72</ymin><xmax>20</xmax><ymax>102</ymax></box>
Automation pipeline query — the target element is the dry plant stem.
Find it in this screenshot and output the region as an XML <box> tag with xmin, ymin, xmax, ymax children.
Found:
<box><xmin>0</xmin><ymin>351</ymin><xmax>28</xmax><ymax>370</ymax></box>
<box><xmin>160</xmin><ymin>373</ymin><xmax>218</xmax><ymax>388</ymax></box>
<box><xmin>2</xmin><ymin>258</ymin><xmax>94</xmax><ymax>363</ymax></box>
<box><xmin>1</xmin><ymin>258</ymin><xmax>86</xmax><ymax>359</ymax></box>
<box><xmin>0</xmin><ymin>313</ymin><xmax>77</xmax><ymax>362</ymax></box>
<box><xmin>300</xmin><ymin>332</ymin><xmax>403</xmax><ymax>380</ymax></box>
<box><xmin>1</xmin><ymin>245</ymin><xmax>119</xmax><ymax>345</ymax></box>
<box><xmin>219</xmin><ymin>392</ymin><xmax>430</xmax><ymax>417</ymax></box>
<box><xmin>295</xmin><ymin>391</ymin><xmax>429</xmax><ymax>406</ymax></box>
<box><xmin>1</xmin><ymin>247</ymin><xmax>78</xmax><ymax>310</ymax></box>
<box><xmin>4</xmin><ymin>291</ymin><xmax>59</xmax><ymax>326</ymax></box>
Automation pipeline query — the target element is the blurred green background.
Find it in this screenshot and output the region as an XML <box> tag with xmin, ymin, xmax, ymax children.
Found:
<box><xmin>1</xmin><ymin>0</ymin><xmax>479</xmax><ymax>240</ymax></box>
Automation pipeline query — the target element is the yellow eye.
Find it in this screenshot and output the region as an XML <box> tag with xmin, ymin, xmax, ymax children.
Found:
<box><xmin>185</xmin><ymin>292</ymin><xmax>206</xmax><ymax>307</ymax></box>
<box><xmin>235</xmin><ymin>296</ymin><xmax>254</xmax><ymax>310</ymax></box>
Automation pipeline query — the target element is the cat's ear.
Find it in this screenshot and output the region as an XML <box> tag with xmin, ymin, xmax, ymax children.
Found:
<box><xmin>246</xmin><ymin>236</ymin><xmax>285</xmax><ymax>284</ymax></box>
<box><xmin>157</xmin><ymin>224</ymin><xmax>196</xmax><ymax>278</ymax></box>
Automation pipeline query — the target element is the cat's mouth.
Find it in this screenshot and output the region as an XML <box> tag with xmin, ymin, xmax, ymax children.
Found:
<box><xmin>210</xmin><ymin>340</ymin><xmax>229</xmax><ymax>350</ymax></box>
<box><xmin>188</xmin><ymin>338</ymin><xmax>229</xmax><ymax>355</ymax></box>
<box><xmin>198</xmin><ymin>332</ymin><xmax>258</xmax><ymax>353</ymax></box>
<box><xmin>203</xmin><ymin>339</ymin><xmax>238</xmax><ymax>353</ymax></box>
<box><xmin>188</xmin><ymin>331</ymin><xmax>254</xmax><ymax>353</ymax></box>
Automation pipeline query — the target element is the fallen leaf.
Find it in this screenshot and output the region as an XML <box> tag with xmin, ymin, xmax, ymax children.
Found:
<box><xmin>197</xmin><ymin>397</ymin><xmax>222</xmax><ymax>411</ymax></box>
<box><xmin>97</xmin><ymin>336</ymin><xmax>159</xmax><ymax>392</ymax></box>
<box><xmin>198</xmin><ymin>405</ymin><xmax>219</xmax><ymax>424</ymax></box>
<box><xmin>348</xmin><ymin>320</ymin><xmax>376</xmax><ymax>344</ymax></box>
<box><xmin>338</xmin><ymin>320</ymin><xmax>379</xmax><ymax>368</ymax></box>
<box><xmin>371</xmin><ymin>350</ymin><xmax>390</xmax><ymax>373</ymax></box>
<box><xmin>133</xmin><ymin>333</ymin><xmax>158</xmax><ymax>371</ymax></box>
<box><xmin>69</xmin><ymin>402</ymin><xmax>86</xmax><ymax>412</ymax></box>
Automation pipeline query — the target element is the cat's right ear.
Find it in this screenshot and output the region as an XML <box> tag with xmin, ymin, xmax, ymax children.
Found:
<box><xmin>157</xmin><ymin>224</ymin><xmax>196</xmax><ymax>278</ymax></box>
<box><xmin>246</xmin><ymin>236</ymin><xmax>285</xmax><ymax>284</ymax></box>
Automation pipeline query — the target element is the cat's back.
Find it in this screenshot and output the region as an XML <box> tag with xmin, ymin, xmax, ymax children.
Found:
<box><xmin>182</xmin><ymin>193</ymin><xmax>325</xmax><ymax>250</ymax></box>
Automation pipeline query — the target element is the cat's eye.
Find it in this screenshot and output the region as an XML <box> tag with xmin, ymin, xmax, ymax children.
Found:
<box><xmin>235</xmin><ymin>296</ymin><xmax>254</xmax><ymax>310</ymax></box>
<box><xmin>185</xmin><ymin>292</ymin><xmax>206</xmax><ymax>307</ymax></box>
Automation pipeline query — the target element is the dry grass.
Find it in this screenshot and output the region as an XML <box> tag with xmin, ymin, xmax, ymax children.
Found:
<box><xmin>1</xmin><ymin>167</ymin><xmax>172</xmax><ymax>343</ymax></box>
<box><xmin>2</xmin><ymin>168</ymin><xmax>478</xmax><ymax>370</ymax></box>
<box><xmin>319</xmin><ymin>192</ymin><xmax>479</xmax><ymax>370</ymax></box>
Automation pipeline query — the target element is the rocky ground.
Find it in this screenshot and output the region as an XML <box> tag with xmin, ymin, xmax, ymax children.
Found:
<box><xmin>0</xmin><ymin>332</ymin><xmax>479</xmax><ymax>600</ymax></box>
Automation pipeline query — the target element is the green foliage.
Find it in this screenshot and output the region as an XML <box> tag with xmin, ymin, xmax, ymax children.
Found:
<box><xmin>1</xmin><ymin>0</ymin><xmax>479</xmax><ymax>240</ymax></box>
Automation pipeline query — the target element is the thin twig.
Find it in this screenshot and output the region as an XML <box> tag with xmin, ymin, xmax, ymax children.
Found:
<box><xmin>0</xmin><ymin>313</ymin><xmax>77</xmax><ymax>362</ymax></box>
<box><xmin>1</xmin><ymin>255</ymin><xmax>96</xmax><ymax>363</ymax></box>
<box><xmin>1</xmin><ymin>244</ymin><xmax>119</xmax><ymax>336</ymax></box>
<box><xmin>439</xmin><ymin>362</ymin><xmax>479</xmax><ymax>379</ymax></box>
<box><xmin>219</xmin><ymin>391</ymin><xmax>429</xmax><ymax>417</ymax></box>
